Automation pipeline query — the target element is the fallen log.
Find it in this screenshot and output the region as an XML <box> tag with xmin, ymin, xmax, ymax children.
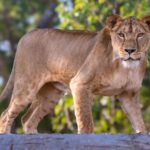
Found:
<box><xmin>0</xmin><ymin>134</ymin><xmax>150</xmax><ymax>150</ymax></box>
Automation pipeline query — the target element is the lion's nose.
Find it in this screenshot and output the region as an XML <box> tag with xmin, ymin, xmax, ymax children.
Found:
<box><xmin>124</xmin><ymin>48</ymin><xmax>136</xmax><ymax>55</ymax></box>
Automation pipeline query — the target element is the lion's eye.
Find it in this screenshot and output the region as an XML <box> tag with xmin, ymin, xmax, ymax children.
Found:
<box><xmin>137</xmin><ymin>33</ymin><xmax>144</xmax><ymax>38</ymax></box>
<box><xmin>118</xmin><ymin>32</ymin><xmax>124</xmax><ymax>38</ymax></box>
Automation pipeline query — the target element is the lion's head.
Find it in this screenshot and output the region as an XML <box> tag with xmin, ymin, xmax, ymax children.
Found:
<box><xmin>106</xmin><ymin>15</ymin><xmax>150</xmax><ymax>67</ymax></box>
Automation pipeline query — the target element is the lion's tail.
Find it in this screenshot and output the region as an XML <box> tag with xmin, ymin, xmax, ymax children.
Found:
<box><xmin>0</xmin><ymin>62</ymin><xmax>15</xmax><ymax>102</ymax></box>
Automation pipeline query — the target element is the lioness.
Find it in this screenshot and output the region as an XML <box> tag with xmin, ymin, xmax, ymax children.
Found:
<box><xmin>0</xmin><ymin>15</ymin><xmax>150</xmax><ymax>134</ymax></box>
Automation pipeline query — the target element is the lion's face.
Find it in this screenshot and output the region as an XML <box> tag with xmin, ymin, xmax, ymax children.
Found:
<box><xmin>107</xmin><ymin>15</ymin><xmax>150</xmax><ymax>65</ymax></box>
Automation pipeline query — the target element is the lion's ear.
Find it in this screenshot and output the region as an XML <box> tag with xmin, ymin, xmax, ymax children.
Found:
<box><xmin>141</xmin><ymin>16</ymin><xmax>150</xmax><ymax>30</ymax></box>
<box><xmin>106</xmin><ymin>14</ymin><xmax>122</xmax><ymax>29</ymax></box>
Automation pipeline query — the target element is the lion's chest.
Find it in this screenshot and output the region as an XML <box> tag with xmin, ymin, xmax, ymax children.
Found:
<box><xmin>111</xmin><ymin>70</ymin><xmax>141</xmax><ymax>90</ymax></box>
<box><xmin>95</xmin><ymin>68</ymin><xmax>142</xmax><ymax>96</ymax></box>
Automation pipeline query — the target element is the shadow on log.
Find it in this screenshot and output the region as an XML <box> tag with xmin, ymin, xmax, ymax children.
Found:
<box><xmin>0</xmin><ymin>134</ymin><xmax>150</xmax><ymax>150</ymax></box>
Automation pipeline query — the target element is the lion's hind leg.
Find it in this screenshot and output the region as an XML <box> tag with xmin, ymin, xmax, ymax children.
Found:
<box><xmin>22</xmin><ymin>83</ymin><xmax>63</xmax><ymax>134</ymax></box>
<box><xmin>0</xmin><ymin>72</ymin><xmax>46</xmax><ymax>134</ymax></box>
<box><xmin>0</xmin><ymin>83</ymin><xmax>38</xmax><ymax>133</ymax></box>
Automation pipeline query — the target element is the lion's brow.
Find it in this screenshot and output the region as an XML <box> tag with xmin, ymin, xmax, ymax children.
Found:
<box><xmin>129</xmin><ymin>17</ymin><xmax>137</xmax><ymax>33</ymax></box>
<box><xmin>125</xmin><ymin>17</ymin><xmax>136</xmax><ymax>33</ymax></box>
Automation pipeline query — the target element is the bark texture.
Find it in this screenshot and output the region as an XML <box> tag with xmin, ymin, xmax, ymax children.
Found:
<box><xmin>0</xmin><ymin>134</ymin><xmax>150</xmax><ymax>150</ymax></box>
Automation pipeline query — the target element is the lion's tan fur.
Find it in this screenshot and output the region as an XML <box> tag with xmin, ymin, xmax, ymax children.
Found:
<box><xmin>0</xmin><ymin>15</ymin><xmax>150</xmax><ymax>133</ymax></box>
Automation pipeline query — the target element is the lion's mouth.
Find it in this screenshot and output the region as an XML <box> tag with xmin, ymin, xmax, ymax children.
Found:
<box><xmin>122</xmin><ymin>57</ymin><xmax>140</xmax><ymax>61</ymax></box>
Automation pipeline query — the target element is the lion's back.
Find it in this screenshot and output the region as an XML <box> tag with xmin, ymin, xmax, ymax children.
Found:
<box><xmin>15</xmin><ymin>28</ymin><xmax>98</xmax><ymax>80</ymax></box>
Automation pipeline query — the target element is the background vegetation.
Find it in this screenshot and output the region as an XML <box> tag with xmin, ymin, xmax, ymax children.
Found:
<box><xmin>0</xmin><ymin>0</ymin><xmax>150</xmax><ymax>134</ymax></box>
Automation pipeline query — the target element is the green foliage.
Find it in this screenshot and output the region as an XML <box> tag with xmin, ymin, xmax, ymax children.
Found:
<box><xmin>57</xmin><ymin>0</ymin><xmax>150</xmax><ymax>31</ymax></box>
<box><xmin>51</xmin><ymin>95</ymin><xmax>76</xmax><ymax>133</ymax></box>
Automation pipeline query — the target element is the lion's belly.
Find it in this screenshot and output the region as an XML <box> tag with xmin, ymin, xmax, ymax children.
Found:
<box><xmin>93</xmin><ymin>84</ymin><xmax>125</xmax><ymax>96</ymax></box>
<box><xmin>95</xmin><ymin>87</ymin><xmax>124</xmax><ymax>96</ymax></box>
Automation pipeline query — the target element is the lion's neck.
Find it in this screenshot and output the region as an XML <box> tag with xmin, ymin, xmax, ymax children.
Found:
<box><xmin>93</xmin><ymin>59</ymin><xmax>146</xmax><ymax>96</ymax></box>
<box><xmin>121</xmin><ymin>60</ymin><xmax>140</xmax><ymax>68</ymax></box>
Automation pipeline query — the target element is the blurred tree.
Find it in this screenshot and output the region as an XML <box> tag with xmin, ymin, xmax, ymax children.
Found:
<box><xmin>0</xmin><ymin>0</ymin><xmax>58</xmax><ymax>81</ymax></box>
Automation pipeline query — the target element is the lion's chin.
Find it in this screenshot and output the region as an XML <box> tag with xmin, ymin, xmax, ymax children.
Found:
<box><xmin>122</xmin><ymin>58</ymin><xmax>140</xmax><ymax>68</ymax></box>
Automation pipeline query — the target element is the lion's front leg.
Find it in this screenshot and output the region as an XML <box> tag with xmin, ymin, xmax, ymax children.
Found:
<box><xmin>119</xmin><ymin>91</ymin><xmax>146</xmax><ymax>133</ymax></box>
<box><xmin>70</xmin><ymin>80</ymin><xmax>94</xmax><ymax>134</ymax></box>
